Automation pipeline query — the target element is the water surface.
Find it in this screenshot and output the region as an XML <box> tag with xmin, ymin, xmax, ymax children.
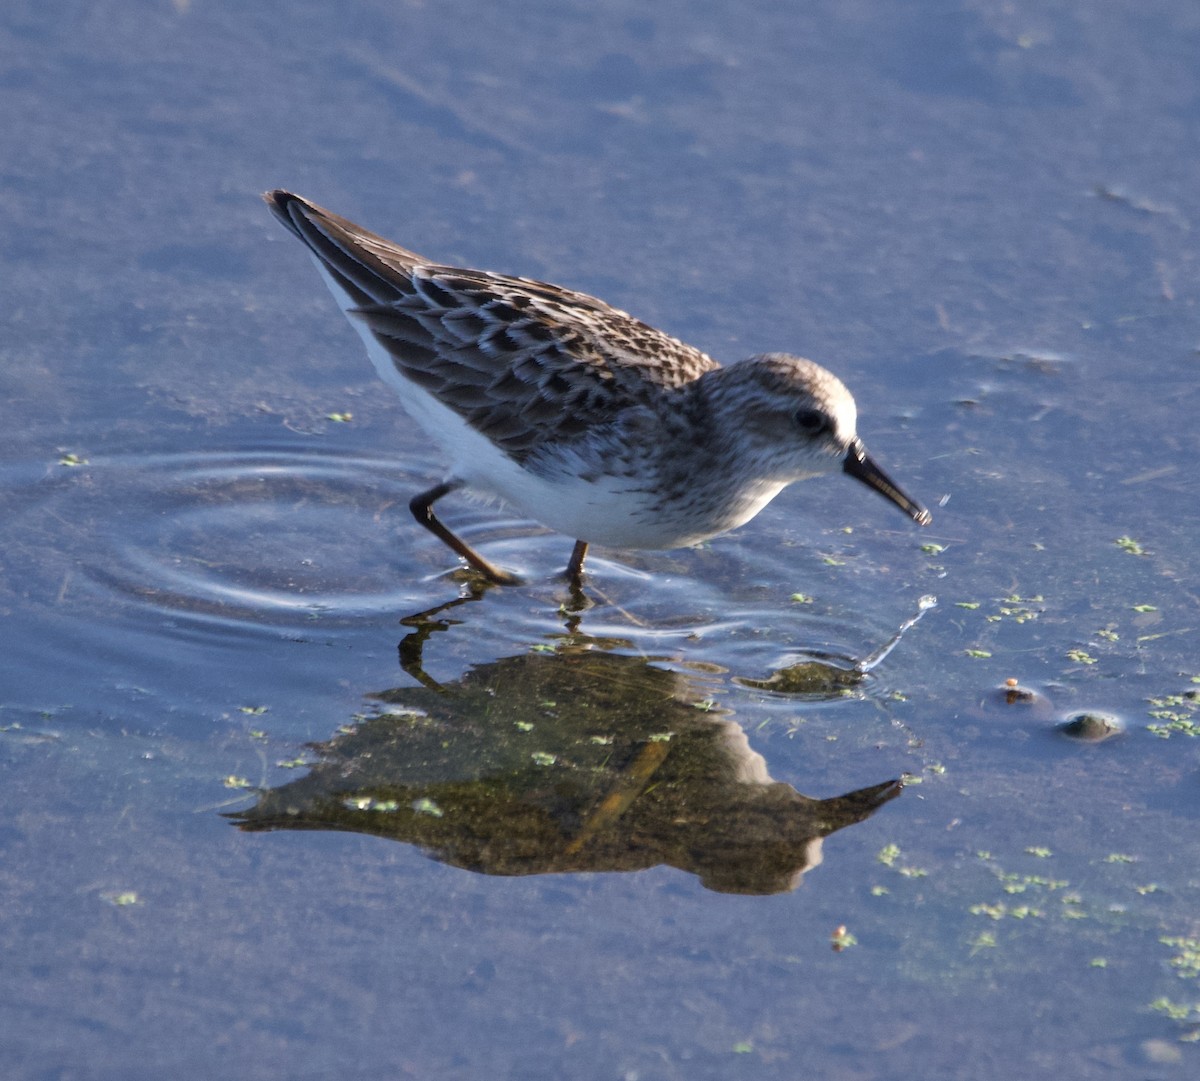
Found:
<box><xmin>2</xmin><ymin>1</ymin><xmax>1199</xmax><ymax>1078</ymax></box>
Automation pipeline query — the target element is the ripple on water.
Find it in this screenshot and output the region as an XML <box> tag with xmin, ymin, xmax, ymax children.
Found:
<box><xmin>3</xmin><ymin>442</ymin><xmax>933</xmax><ymax>688</ymax></box>
<box><xmin>8</xmin><ymin>445</ymin><xmax>495</xmax><ymax>634</ymax></box>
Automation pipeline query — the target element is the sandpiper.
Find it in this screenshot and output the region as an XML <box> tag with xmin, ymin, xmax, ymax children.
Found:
<box><xmin>265</xmin><ymin>191</ymin><xmax>931</xmax><ymax>584</ymax></box>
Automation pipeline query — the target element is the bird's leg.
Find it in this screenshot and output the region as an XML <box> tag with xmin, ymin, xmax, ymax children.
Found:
<box><xmin>565</xmin><ymin>539</ymin><xmax>589</xmax><ymax>585</ymax></box>
<box><xmin>560</xmin><ymin>543</ymin><xmax>593</xmax><ymax>626</ymax></box>
<box><xmin>409</xmin><ymin>481</ymin><xmax>523</xmax><ymax>585</ymax></box>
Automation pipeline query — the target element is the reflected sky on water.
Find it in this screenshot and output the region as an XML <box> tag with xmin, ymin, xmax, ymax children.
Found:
<box><xmin>2</xmin><ymin>2</ymin><xmax>1200</xmax><ymax>1078</ymax></box>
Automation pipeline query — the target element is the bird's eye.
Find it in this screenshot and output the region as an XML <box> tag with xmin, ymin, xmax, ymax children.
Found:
<box><xmin>793</xmin><ymin>407</ymin><xmax>829</xmax><ymax>435</ymax></box>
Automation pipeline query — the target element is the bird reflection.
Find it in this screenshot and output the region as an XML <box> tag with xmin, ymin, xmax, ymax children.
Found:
<box><xmin>230</xmin><ymin>613</ymin><xmax>903</xmax><ymax>894</ymax></box>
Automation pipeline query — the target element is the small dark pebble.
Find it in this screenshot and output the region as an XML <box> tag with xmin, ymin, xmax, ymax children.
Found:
<box><xmin>1058</xmin><ymin>711</ymin><xmax>1124</xmax><ymax>742</ymax></box>
<box><xmin>737</xmin><ymin>661</ymin><xmax>864</xmax><ymax>697</ymax></box>
<box><xmin>1002</xmin><ymin>684</ymin><xmax>1039</xmax><ymax>705</ymax></box>
<box><xmin>995</xmin><ymin>681</ymin><xmax>1050</xmax><ymax>711</ymax></box>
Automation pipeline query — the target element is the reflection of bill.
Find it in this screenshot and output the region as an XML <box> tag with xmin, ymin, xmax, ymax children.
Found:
<box><xmin>230</xmin><ymin>648</ymin><xmax>902</xmax><ymax>895</ymax></box>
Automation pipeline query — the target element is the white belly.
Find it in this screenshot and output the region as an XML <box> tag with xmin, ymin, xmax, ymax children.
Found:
<box><xmin>314</xmin><ymin>255</ymin><xmax>783</xmax><ymax>549</ymax></box>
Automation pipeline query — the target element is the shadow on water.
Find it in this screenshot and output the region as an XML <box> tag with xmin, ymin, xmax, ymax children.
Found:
<box><xmin>228</xmin><ymin>590</ymin><xmax>906</xmax><ymax>895</ymax></box>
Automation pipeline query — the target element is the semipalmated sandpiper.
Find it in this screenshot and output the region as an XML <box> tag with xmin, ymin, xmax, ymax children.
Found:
<box><xmin>265</xmin><ymin>191</ymin><xmax>930</xmax><ymax>584</ymax></box>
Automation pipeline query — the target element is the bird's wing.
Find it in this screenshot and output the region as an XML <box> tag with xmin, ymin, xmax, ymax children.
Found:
<box><xmin>266</xmin><ymin>191</ymin><xmax>720</xmax><ymax>460</ymax></box>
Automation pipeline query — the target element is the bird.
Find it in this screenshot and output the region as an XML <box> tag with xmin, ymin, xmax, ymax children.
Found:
<box><xmin>264</xmin><ymin>190</ymin><xmax>931</xmax><ymax>585</ymax></box>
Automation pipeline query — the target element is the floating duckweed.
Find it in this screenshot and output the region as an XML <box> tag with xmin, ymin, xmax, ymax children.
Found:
<box><xmin>969</xmin><ymin>932</ymin><xmax>997</xmax><ymax>954</ymax></box>
<box><xmin>1146</xmin><ymin>696</ymin><xmax>1200</xmax><ymax>737</ymax></box>
<box><xmin>996</xmin><ymin>594</ymin><xmax>1044</xmax><ymax>623</ymax></box>
<box><xmin>1008</xmin><ymin>906</ymin><xmax>1044</xmax><ymax>920</ymax></box>
<box><xmin>411</xmin><ymin>798</ymin><xmax>443</xmax><ymax>817</ymax></box>
<box><xmin>877</xmin><ymin>844</ymin><xmax>901</xmax><ymax>867</ymax></box>
<box><xmin>344</xmin><ymin>796</ymin><xmax>401</xmax><ymax>813</ymax></box>
<box><xmin>1149</xmin><ymin>998</ymin><xmax>1197</xmax><ymax>1021</ymax></box>
<box><xmin>103</xmin><ymin>891</ymin><xmax>140</xmax><ymax>906</ymax></box>
<box><xmin>971</xmin><ymin>902</ymin><xmax>1007</xmax><ymax>921</ymax></box>
<box><xmin>1160</xmin><ymin>936</ymin><xmax>1200</xmax><ymax>979</ymax></box>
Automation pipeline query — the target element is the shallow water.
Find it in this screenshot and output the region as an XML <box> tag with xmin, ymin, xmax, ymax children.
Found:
<box><xmin>3</xmin><ymin>1</ymin><xmax>1200</xmax><ymax>1078</ymax></box>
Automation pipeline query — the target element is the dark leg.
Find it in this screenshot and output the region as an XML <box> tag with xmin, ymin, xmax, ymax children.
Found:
<box><xmin>409</xmin><ymin>481</ymin><xmax>523</xmax><ymax>585</ymax></box>
<box><xmin>565</xmin><ymin>539</ymin><xmax>589</xmax><ymax>584</ymax></box>
<box><xmin>561</xmin><ymin>541</ymin><xmax>592</xmax><ymax>625</ymax></box>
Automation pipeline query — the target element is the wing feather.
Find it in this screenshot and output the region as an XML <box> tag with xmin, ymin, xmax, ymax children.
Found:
<box><xmin>265</xmin><ymin>191</ymin><xmax>720</xmax><ymax>460</ymax></box>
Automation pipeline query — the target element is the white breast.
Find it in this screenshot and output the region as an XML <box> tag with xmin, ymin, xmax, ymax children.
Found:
<box><xmin>313</xmin><ymin>254</ymin><xmax>784</xmax><ymax>550</ymax></box>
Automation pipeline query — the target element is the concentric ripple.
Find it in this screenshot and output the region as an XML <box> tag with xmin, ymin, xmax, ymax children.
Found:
<box><xmin>8</xmin><ymin>444</ymin><xmax>512</xmax><ymax>633</ymax></box>
<box><xmin>99</xmin><ymin>448</ymin><xmax>433</xmax><ymax>627</ymax></box>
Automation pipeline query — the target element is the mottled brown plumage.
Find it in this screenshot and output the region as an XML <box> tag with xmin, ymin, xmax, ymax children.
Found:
<box><xmin>268</xmin><ymin>192</ymin><xmax>717</xmax><ymax>461</ymax></box>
